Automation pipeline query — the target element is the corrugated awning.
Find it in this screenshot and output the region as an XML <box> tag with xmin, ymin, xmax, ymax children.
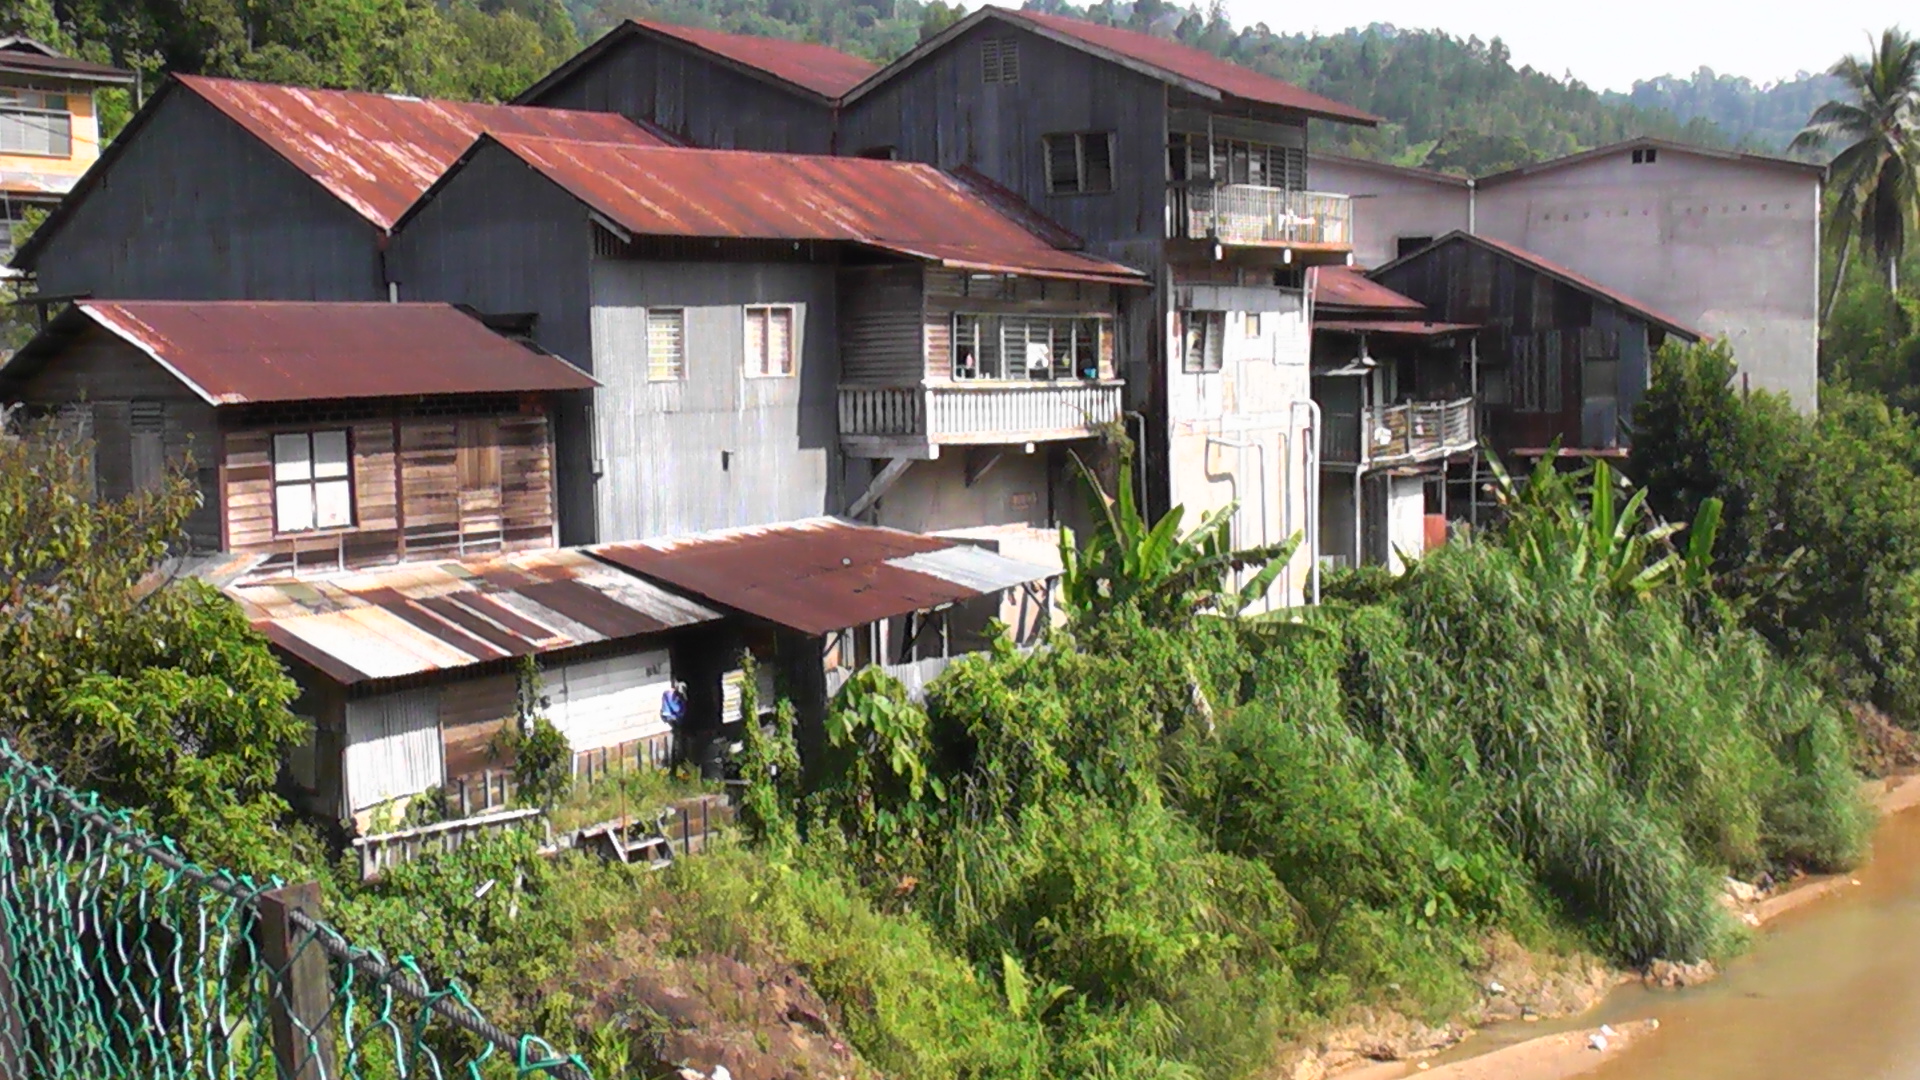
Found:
<box><xmin>2</xmin><ymin>300</ymin><xmax>599</xmax><ymax>405</ymax></box>
<box><xmin>592</xmin><ymin>517</ymin><xmax>1057</xmax><ymax>637</ymax></box>
<box><xmin>1314</xmin><ymin>319</ymin><xmax>1480</xmax><ymax>337</ymax></box>
<box><xmin>227</xmin><ymin>548</ymin><xmax>721</xmax><ymax>685</ymax></box>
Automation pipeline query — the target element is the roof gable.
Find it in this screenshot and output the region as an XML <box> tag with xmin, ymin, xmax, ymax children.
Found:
<box><xmin>1313</xmin><ymin>266</ymin><xmax>1426</xmax><ymax>313</ymax></box>
<box><xmin>847</xmin><ymin>6</ymin><xmax>1376</xmax><ymax>124</ymax></box>
<box><xmin>3</xmin><ymin>300</ymin><xmax>598</xmax><ymax>406</ymax></box>
<box><xmin>518</xmin><ymin>19</ymin><xmax>877</xmax><ymax>106</ymax></box>
<box><xmin>1476</xmin><ymin>137</ymin><xmax>1826</xmax><ymax>188</ymax></box>
<box><xmin>12</xmin><ymin>74</ymin><xmax>673</xmax><ymax>268</ymax></box>
<box><xmin>1370</xmin><ymin>231</ymin><xmax>1701</xmax><ymax>340</ymax></box>
<box><xmin>411</xmin><ymin>135</ymin><xmax>1145</xmax><ymax>285</ymax></box>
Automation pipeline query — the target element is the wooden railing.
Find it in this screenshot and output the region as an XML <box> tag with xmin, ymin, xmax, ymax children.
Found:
<box><xmin>1367</xmin><ymin>398</ymin><xmax>1476</xmax><ymax>465</ymax></box>
<box><xmin>1170</xmin><ymin>184</ymin><xmax>1353</xmax><ymax>246</ymax></box>
<box><xmin>351</xmin><ymin>807</ymin><xmax>548</xmax><ymax>881</ymax></box>
<box><xmin>839</xmin><ymin>382</ymin><xmax>1123</xmax><ymax>446</ymax></box>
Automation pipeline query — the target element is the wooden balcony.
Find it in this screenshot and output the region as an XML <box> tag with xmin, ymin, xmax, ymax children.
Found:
<box><xmin>1320</xmin><ymin>398</ymin><xmax>1476</xmax><ymax>467</ymax></box>
<box><xmin>839</xmin><ymin>381</ymin><xmax>1124</xmax><ymax>459</ymax></box>
<box><xmin>1170</xmin><ymin>184</ymin><xmax>1353</xmax><ymax>248</ymax></box>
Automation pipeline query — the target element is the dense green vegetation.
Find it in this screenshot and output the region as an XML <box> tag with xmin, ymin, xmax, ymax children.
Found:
<box><xmin>1609</xmin><ymin>68</ymin><xmax>1843</xmax><ymax>154</ymax></box>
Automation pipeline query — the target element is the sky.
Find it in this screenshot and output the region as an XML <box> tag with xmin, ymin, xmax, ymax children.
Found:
<box><xmin>1233</xmin><ymin>0</ymin><xmax>1908</xmax><ymax>92</ymax></box>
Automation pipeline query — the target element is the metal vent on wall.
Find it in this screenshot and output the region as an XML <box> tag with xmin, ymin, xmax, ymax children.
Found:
<box><xmin>982</xmin><ymin>37</ymin><xmax>1019</xmax><ymax>84</ymax></box>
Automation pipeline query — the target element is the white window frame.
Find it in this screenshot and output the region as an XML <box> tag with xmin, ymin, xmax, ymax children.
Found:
<box><xmin>272</xmin><ymin>429</ymin><xmax>354</xmax><ymax>534</ymax></box>
<box><xmin>1181</xmin><ymin>310</ymin><xmax>1226</xmax><ymax>374</ymax></box>
<box><xmin>646</xmin><ymin>307</ymin><xmax>685</xmax><ymax>381</ymax></box>
<box><xmin>1044</xmin><ymin>132</ymin><xmax>1115</xmax><ymax>195</ymax></box>
<box><xmin>951</xmin><ymin>313</ymin><xmax>1105</xmax><ymax>381</ymax></box>
<box><xmin>744</xmin><ymin>305</ymin><xmax>797</xmax><ymax>378</ymax></box>
<box><xmin>0</xmin><ymin>88</ymin><xmax>72</xmax><ymax>157</ymax></box>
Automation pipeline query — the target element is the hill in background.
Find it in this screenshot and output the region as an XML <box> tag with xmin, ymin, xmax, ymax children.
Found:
<box><xmin>565</xmin><ymin>0</ymin><xmax>1834</xmax><ymax>173</ymax></box>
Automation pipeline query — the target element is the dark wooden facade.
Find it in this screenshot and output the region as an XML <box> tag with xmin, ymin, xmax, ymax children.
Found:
<box><xmin>516</xmin><ymin>30</ymin><xmax>840</xmax><ymax>153</ymax></box>
<box><xmin>20</xmin><ymin>88</ymin><xmax>386</xmax><ymax>302</ymax></box>
<box><xmin>1371</xmin><ymin>236</ymin><xmax>1690</xmax><ymax>452</ymax></box>
<box><xmin>6</xmin><ymin>324</ymin><xmax>559</xmax><ymax>574</ymax></box>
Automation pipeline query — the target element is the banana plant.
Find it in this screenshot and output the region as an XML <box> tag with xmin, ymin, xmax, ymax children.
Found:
<box><xmin>1057</xmin><ymin>453</ymin><xmax>1300</xmax><ymax>625</ymax></box>
<box><xmin>1484</xmin><ymin>445</ymin><xmax>1722</xmax><ymax>599</ymax></box>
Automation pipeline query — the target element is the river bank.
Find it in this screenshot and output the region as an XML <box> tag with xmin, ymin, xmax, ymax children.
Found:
<box><xmin>1293</xmin><ymin>773</ymin><xmax>1920</xmax><ymax>1080</ymax></box>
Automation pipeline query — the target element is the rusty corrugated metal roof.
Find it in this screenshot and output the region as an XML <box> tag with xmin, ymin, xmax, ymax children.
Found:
<box><xmin>1314</xmin><ymin>319</ymin><xmax>1479</xmax><ymax>337</ymax></box>
<box><xmin>2</xmin><ymin>300</ymin><xmax>598</xmax><ymax>405</ymax></box>
<box><xmin>228</xmin><ymin>548</ymin><xmax>722</xmax><ymax>685</ymax></box>
<box><xmin>993</xmin><ymin>9</ymin><xmax>1378</xmax><ymax>124</ymax></box>
<box><xmin>592</xmin><ymin>517</ymin><xmax>1054</xmax><ymax>636</ymax></box>
<box><xmin>1314</xmin><ymin>266</ymin><xmax>1426</xmax><ymax>313</ymax></box>
<box><xmin>457</xmin><ymin>135</ymin><xmax>1145</xmax><ymax>285</ymax></box>
<box><xmin>519</xmin><ymin>19</ymin><xmax>878</xmax><ymax>105</ymax></box>
<box><xmin>636</xmin><ymin>20</ymin><xmax>878</xmax><ymax>98</ymax></box>
<box><xmin>1376</xmin><ymin>232</ymin><xmax>1702</xmax><ymax>341</ymax></box>
<box><xmin>178</xmin><ymin>75</ymin><xmax>674</xmax><ymax>228</ymax></box>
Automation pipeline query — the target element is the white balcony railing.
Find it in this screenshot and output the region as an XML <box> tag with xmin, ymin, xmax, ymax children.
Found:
<box><xmin>1171</xmin><ymin>184</ymin><xmax>1353</xmax><ymax>247</ymax></box>
<box><xmin>839</xmin><ymin>382</ymin><xmax>1124</xmax><ymax>449</ymax></box>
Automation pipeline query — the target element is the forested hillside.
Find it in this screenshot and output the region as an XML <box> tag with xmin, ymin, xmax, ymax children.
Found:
<box><xmin>14</xmin><ymin>0</ymin><xmax>1830</xmax><ymax>172</ymax></box>
<box><xmin>1608</xmin><ymin>68</ymin><xmax>1844</xmax><ymax>153</ymax></box>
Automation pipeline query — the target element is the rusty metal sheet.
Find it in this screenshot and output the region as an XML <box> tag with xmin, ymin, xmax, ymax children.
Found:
<box><xmin>178</xmin><ymin>74</ymin><xmax>674</xmax><ymax>229</ymax></box>
<box><xmin>592</xmin><ymin>517</ymin><xmax>1054</xmax><ymax>636</ymax></box>
<box><xmin>636</xmin><ymin>20</ymin><xmax>878</xmax><ymax>99</ymax></box>
<box><xmin>1006</xmin><ymin>11</ymin><xmax>1378</xmax><ymax>125</ymax></box>
<box><xmin>479</xmin><ymin>135</ymin><xmax>1146</xmax><ymax>285</ymax></box>
<box><xmin>40</xmin><ymin>300</ymin><xmax>600</xmax><ymax>406</ymax></box>
<box><xmin>1314</xmin><ymin>266</ymin><xmax>1426</xmax><ymax>312</ymax></box>
<box><xmin>226</xmin><ymin>547</ymin><xmax>722</xmax><ymax>686</ymax></box>
<box><xmin>1314</xmin><ymin>319</ymin><xmax>1480</xmax><ymax>337</ymax></box>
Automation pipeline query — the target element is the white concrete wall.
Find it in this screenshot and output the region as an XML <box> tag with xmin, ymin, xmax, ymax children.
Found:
<box><xmin>869</xmin><ymin>451</ymin><xmax>1054</xmax><ymax>535</ymax></box>
<box><xmin>1385</xmin><ymin>475</ymin><xmax>1427</xmax><ymax>573</ymax></box>
<box><xmin>1476</xmin><ymin>149</ymin><xmax>1820</xmax><ymax>410</ymax></box>
<box><xmin>1166</xmin><ymin>290</ymin><xmax>1317</xmax><ymax>608</ymax></box>
<box><xmin>1308</xmin><ymin>158</ymin><xmax>1473</xmax><ymax>270</ymax></box>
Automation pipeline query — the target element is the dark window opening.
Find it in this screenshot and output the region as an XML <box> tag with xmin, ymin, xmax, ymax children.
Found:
<box><xmin>1631</xmin><ymin>147</ymin><xmax>1659</xmax><ymax>164</ymax></box>
<box><xmin>1043</xmin><ymin>132</ymin><xmax>1116</xmax><ymax>195</ymax></box>
<box><xmin>856</xmin><ymin>145</ymin><xmax>897</xmax><ymax>160</ymax></box>
<box><xmin>1395</xmin><ymin>235</ymin><xmax>1434</xmax><ymax>258</ymax></box>
<box><xmin>981</xmin><ymin>37</ymin><xmax>1020</xmax><ymax>84</ymax></box>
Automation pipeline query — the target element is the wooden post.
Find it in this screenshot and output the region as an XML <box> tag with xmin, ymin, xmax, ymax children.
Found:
<box><xmin>0</xmin><ymin>897</ymin><xmax>27</xmax><ymax>1080</ymax></box>
<box><xmin>258</xmin><ymin>882</ymin><xmax>335</xmax><ymax>1080</ymax></box>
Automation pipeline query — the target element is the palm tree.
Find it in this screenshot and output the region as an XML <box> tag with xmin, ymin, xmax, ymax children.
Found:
<box><xmin>1793</xmin><ymin>28</ymin><xmax>1920</xmax><ymax>312</ymax></box>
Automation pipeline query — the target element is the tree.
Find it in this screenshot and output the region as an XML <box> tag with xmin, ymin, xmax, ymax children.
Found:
<box><xmin>1793</xmin><ymin>28</ymin><xmax>1920</xmax><ymax>305</ymax></box>
<box><xmin>0</xmin><ymin>416</ymin><xmax>307</xmax><ymax>872</ymax></box>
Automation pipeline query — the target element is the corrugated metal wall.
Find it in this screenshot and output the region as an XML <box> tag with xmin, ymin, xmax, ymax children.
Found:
<box><xmin>588</xmin><ymin>254</ymin><xmax>841</xmax><ymax>541</ymax></box>
<box><xmin>343</xmin><ymin>689</ymin><xmax>443</xmax><ymax>813</ymax></box>
<box><xmin>387</xmin><ymin>142</ymin><xmax>600</xmax><ymax>543</ymax></box>
<box><xmin>524</xmin><ymin>35</ymin><xmax>837</xmax><ymax>153</ymax></box>
<box><xmin>838</xmin><ymin>263</ymin><xmax>924</xmax><ymax>385</ymax></box>
<box><xmin>31</xmin><ymin>92</ymin><xmax>385</xmax><ymax>301</ymax></box>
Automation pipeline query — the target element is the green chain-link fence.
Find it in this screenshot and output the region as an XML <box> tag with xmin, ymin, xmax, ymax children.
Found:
<box><xmin>0</xmin><ymin>738</ymin><xmax>595</xmax><ymax>1080</ymax></box>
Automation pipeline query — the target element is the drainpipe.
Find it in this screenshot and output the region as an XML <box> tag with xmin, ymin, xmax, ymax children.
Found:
<box><xmin>1290</xmin><ymin>399</ymin><xmax>1321</xmax><ymax>605</ymax></box>
<box><xmin>1467</xmin><ymin>178</ymin><xmax>1478</xmax><ymax>235</ymax></box>
<box><xmin>1206</xmin><ymin>433</ymin><xmax>1270</xmax><ymax>613</ymax></box>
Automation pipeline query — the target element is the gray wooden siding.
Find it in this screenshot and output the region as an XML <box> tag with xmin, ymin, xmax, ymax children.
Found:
<box><xmin>30</xmin><ymin>92</ymin><xmax>384</xmax><ymax>301</ymax></box>
<box><xmin>523</xmin><ymin>35</ymin><xmax>837</xmax><ymax>153</ymax></box>
<box><xmin>589</xmin><ymin>257</ymin><xmax>840</xmax><ymax>540</ymax></box>
<box><xmin>838</xmin><ymin>22</ymin><xmax>1169</xmax><ymax>250</ymax></box>
<box><xmin>9</xmin><ymin>325</ymin><xmax>222</xmax><ymax>549</ymax></box>
<box><xmin>386</xmin><ymin>143</ymin><xmax>598</xmax><ymax>544</ymax></box>
<box><xmin>923</xmin><ymin>269</ymin><xmax>1118</xmax><ymax>382</ymax></box>
<box><xmin>838</xmin><ymin>264</ymin><xmax>924</xmax><ymax>385</ymax></box>
<box><xmin>1373</xmin><ymin>241</ymin><xmax>1658</xmax><ymax>451</ymax></box>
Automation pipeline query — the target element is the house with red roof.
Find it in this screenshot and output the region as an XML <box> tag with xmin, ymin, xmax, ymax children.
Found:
<box><xmin>12</xmin><ymin>74</ymin><xmax>672</xmax><ymax>302</ymax></box>
<box><xmin>825</xmin><ymin>6</ymin><xmax>1380</xmax><ymax>605</ymax></box>
<box><xmin>515</xmin><ymin>19</ymin><xmax>878</xmax><ymax>153</ymax></box>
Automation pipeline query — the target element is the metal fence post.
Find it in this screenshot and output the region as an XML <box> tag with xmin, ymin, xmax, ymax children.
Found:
<box><xmin>258</xmin><ymin>882</ymin><xmax>335</xmax><ymax>1080</ymax></box>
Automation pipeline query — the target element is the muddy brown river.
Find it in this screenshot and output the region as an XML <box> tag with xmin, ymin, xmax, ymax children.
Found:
<box><xmin>1449</xmin><ymin>805</ymin><xmax>1920</xmax><ymax>1079</ymax></box>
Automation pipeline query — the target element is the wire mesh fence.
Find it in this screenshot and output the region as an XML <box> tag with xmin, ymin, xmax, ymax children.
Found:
<box><xmin>0</xmin><ymin>738</ymin><xmax>595</xmax><ymax>1080</ymax></box>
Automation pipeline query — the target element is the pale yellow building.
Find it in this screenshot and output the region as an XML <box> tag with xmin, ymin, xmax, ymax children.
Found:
<box><xmin>0</xmin><ymin>38</ymin><xmax>132</xmax><ymax>261</ymax></box>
